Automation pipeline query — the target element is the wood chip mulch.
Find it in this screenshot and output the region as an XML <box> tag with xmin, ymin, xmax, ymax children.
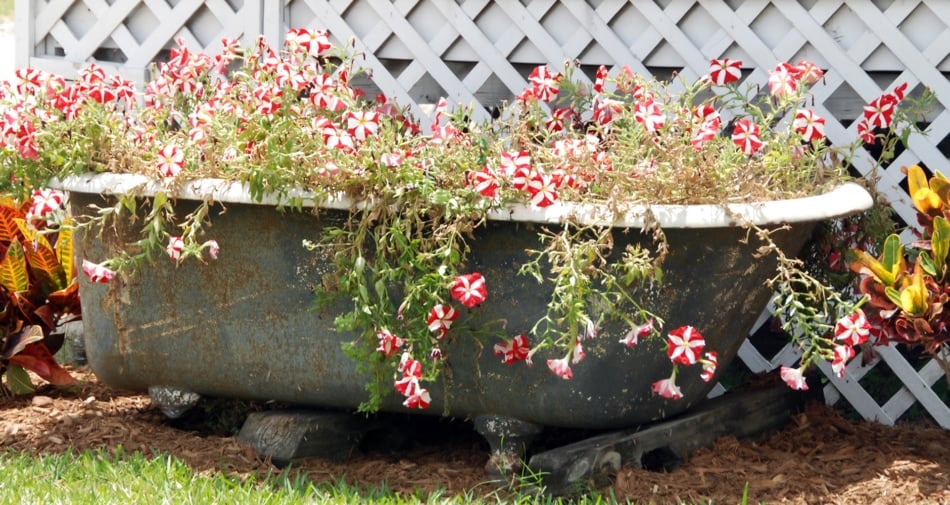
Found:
<box><xmin>1</xmin><ymin>369</ymin><xmax>948</xmax><ymax>504</ymax></box>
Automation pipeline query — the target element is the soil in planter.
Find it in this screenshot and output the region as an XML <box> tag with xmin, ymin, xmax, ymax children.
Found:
<box><xmin>1</xmin><ymin>368</ymin><xmax>948</xmax><ymax>504</ymax></box>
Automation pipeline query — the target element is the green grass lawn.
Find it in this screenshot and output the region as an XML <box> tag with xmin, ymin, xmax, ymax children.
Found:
<box><xmin>0</xmin><ymin>0</ymin><xmax>12</xmax><ymax>19</ymax></box>
<box><xmin>0</xmin><ymin>449</ymin><xmax>634</xmax><ymax>505</ymax></box>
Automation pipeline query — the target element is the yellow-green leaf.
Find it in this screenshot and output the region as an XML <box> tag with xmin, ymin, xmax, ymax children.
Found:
<box><xmin>932</xmin><ymin>216</ymin><xmax>950</xmax><ymax>278</ymax></box>
<box><xmin>56</xmin><ymin>219</ymin><xmax>75</xmax><ymax>283</ymax></box>
<box><xmin>0</xmin><ymin>241</ymin><xmax>29</xmax><ymax>292</ymax></box>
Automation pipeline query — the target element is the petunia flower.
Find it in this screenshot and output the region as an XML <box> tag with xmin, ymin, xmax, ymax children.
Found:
<box><xmin>633</xmin><ymin>99</ymin><xmax>665</xmax><ymax>132</ymax></box>
<box><xmin>793</xmin><ymin>109</ymin><xmax>826</xmax><ymax>142</ymax></box>
<box><xmin>166</xmin><ymin>236</ymin><xmax>184</xmax><ymax>261</ymax></box>
<box><xmin>572</xmin><ymin>339</ymin><xmax>586</xmax><ymax>364</ymax></box>
<box><xmin>863</xmin><ymin>93</ymin><xmax>899</xmax><ymax>128</ymax></box>
<box><xmin>528</xmin><ymin>65</ymin><xmax>561</xmax><ymax>102</ymax></box>
<box><xmin>707</xmin><ymin>58</ymin><xmax>742</xmax><ymax>85</ymax></box>
<box><xmin>493</xmin><ymin>334</ymin><xmax>530</xmax><ymax>364</ymax></box>
<box><xmin>794</xmin><ymin>60</ymin><xmax>824</xmax><ymax>86</ymax></box>
<box><xmin>450</xmin><ymin>272</ymin><xmax>487</xmax><ymax>308</ymax></box>
<box><xmin>427</xmin><ymin>304</ymin><xmax>459</xmax><ymax>338</ymax></box>
<box><xmin>28</xmin><ymin>188</ymin><xmax>65</xmax><ymax>219</ymax></box>
<box><xmin>82</xmin><ymin>259</ymin><xmax>116</xmax><ymax>283</ymax></box>
<box><xmin>375</xmin><ymin>328</ymin><xmax>404</xmax><ymax>357</ymax></box>
<box><xmin>700</xmin><ymin>351</ymin><xmax>718</xmax><ymax>382</ymax></box>
<box><xmin>732</xmin><ymin>119</ymin><xmax>763</xmax><ymax>154</ymax></box>
<box><xmin>547</xmin><ymin>357</ymin><xmax>573</xmax><ymax>380</ymax></box>
<box><xmin>469</xmin><ymin>167</ymin><xmax>500</xmax><ymax>198</ymax></box>
<box><xmin>831</xmin><ymin>344</ymin><xmax>856</xmax><ymax>379</ymax></box>
<box><xmin>666</xmin><ymin>325</ymin><xmax>705</xmax><ymax>365</ymax></box>
<box><xmin>835</xmin><ymin>309</ymin><xmax>871</xmax><ymax>346</ymax></box>
<box><xmin>767</xmin><ymin>62</ymin><xmax>803</xmax><ymax>97</ymax></box>
<box><xmin>651</xmin><ymin>376</ymin><xmax>683</xmax><ymax>400</ymax></box>
<box><xmin>779</xmin><ymin>366</ymin><xmax>809</xmax><ymax>390</ymax></box>
<box><xmin>856</xmin><ymin>120</ymin><xmax>875</xmax><ymax>144</ymax></box>
<box><xmin>619</xmin><ymin>319</ymin><xmax>654</xmax><ymax>347</ymax></box>
<box><xmin>527</xmin><ymin>173</ymin><xmax>559</xmax><ymax>208</ymax></box>
<box><xmin>156</xmin><ymin>144</ymin><xmax>184</xmax><ymax>177</ymax></box>
<box><xmin>203</xmin><ymin>240</ymin><xmax>220</xmax><ymax>260</ymax></box>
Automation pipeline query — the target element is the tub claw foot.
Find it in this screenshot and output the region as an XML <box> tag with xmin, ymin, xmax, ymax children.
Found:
<box><xmin>148</xmin><ymin>385</ymin><xmax>201</xmax><ymax>419</ymax></box>
<box><xmin>473</xmin><ymin>415</ymin><xmax>542</xmax><ymax>477</ymax></box>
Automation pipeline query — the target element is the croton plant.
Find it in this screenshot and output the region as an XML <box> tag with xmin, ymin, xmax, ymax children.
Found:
<box><xmin>0</xmin><ymin>28</ymin><xmax>935</xmax><ymax>408</ymax></box>
<box><xmin>850</xmin><ymin>164</ymin><xmax>950</xmax><ymax>379</ymax></box>
<box><xmin>0</xmin><ymin>190</ymin><xmax>78</xmax><ymax>393</ymax></box>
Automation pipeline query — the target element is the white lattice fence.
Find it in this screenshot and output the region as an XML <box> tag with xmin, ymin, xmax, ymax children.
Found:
<box><xmin>16</xmin><ymin>0</ymin><xmax>950</xmax><ymax>427</ymax></box>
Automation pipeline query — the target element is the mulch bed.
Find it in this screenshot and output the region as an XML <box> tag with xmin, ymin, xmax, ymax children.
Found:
<box><xmin>1</xmin><ymin>368</ymin><xmax>948</xmax><ymax>504</ymax></box>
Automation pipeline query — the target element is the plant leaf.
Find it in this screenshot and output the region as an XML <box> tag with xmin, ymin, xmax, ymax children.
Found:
<box><xmin>4</xmin><ymin>365</ymin><xmax>35</xmax><ymax>394</ymax></box>
<box><xmin>16</xmin><ymin>221</ymin><xmax>67</xmax><ymax>292</ymax></box>
<box><xmin>1</xmin><ymin>325</ymin><xmax>44</xmax><ymax>359</ymax></box>
<box><xmin>932</xmin><ymin>216</ymin><xmax>950</xmax><ymax>279</ymax></box>
<box><xmin>850</xmin><ymin>235</ymin><xmax>903</xmax><ymax>287</ymax></box>
<box><xmin>8</xmin><ymin>341</ymin><xmax>76</xmax><ymax>385</ymax></box>
<box><xmin>0</xmin><ymin>241</ymin><xmax>29</xmax><ymax>292</ymax></box>
<box><xmin>0</xmin><ymin>205</ymin><xmax>23</xmax><ymax>245</ymax></box>
<box><xmin>56</xmin><ymin>218</ymin><xmax>75</xmax><ymax>283</ymax></box>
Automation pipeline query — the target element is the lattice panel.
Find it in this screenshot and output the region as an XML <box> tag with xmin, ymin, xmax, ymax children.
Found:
<box><xmin>19</xmin><ymin>0</ymin><xmax>950</xmax><ymax>426</ymax></box>
<box><xmin>20</xmin><ymin>0</ymin><xmax>261</xmax><ymax>83</ymax></box>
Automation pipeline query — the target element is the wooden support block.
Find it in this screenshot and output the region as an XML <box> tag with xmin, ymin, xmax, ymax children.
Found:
<box><xmin>528</xmin><ymin>385</ymin><xmax>812</xmax><ymax>496</ymax></box>
<box><xmin>237</xmin><ymin>410</ymin><xmax>377</xmax><ymax>466</ymax></box>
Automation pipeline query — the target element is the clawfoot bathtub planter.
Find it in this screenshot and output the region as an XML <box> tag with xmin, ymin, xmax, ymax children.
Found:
<box><xmin>59</xmin><ymin>173</ymin><xmax>872</xmax><ymax>468</ymax></box>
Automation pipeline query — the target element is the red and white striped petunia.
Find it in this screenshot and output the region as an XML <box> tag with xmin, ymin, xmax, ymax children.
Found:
<box><xmin>427</xmin><ymin>304</ymin><xmax>459</xmax><ymax>338</ymax></box>
<box><xmin>345</xmin><ymin>110</ymin><xmax>380</xmax><ymax>141</ymax></box>
<box><xmin>666</xmin><ymin>325</ymin><xmax>705</xmax><ymax>366</ymax></box>
<box><xmin>691</xmin><ymin>120</ymin><xmax>719</xmax><ymax>150</ymax></box>
<box><xmin>402</xmin><ymin>386</ymin><xmax>431</xmax><ymax>409</ymax></box>
<box><xmin>780</xmin><ymin>366</ymin><xmax>809</xmax><ymax>390</ymax></box>
<box><xmin>375</xmin><ymin>328</ymin><xmax>404</xmax><ymax>357</ymax></box>
<box><xmin>572</xmin><ymin>339</ymin><xmax>586</xmax><ymax>364</ymax></box>
<box><xmin>794</xmin><ymin>60</ymin><xmax>824</xmax><ymax>86</ymax></box>
<box><xmin>856</xmin><ymin>120</ymin><xmax>875</xmax><ymax>144</ymax></box>
<box><xmin>619</xmin><ymin>319</ymin><xmax>654</xmax><ymax>347</ymax></box>
<box><xmin>693</xmin><ymin>104</ymin><xmax>720</xmax><ymax>124</ymax></box>
<box><xmin>156</xmin><ymin>144</ymin><xmax>184</xmax><ymax>177</ymax></box>
<box><xmin>651</xmin><ymin>376</ymin><xmax>683</xmax><ymax>400</ymax></box>
<box><xmin>546</xmin><ymin>357</ymin><xmax>573</xmax><ymax>380</ymax></box>
<box><xmin>732</xmin><ymin>119</ymin><xmax>763</xmax><ymax>154</ymax></box>
<box><xmin>450</xmin><ymin>272</ymin><xmax>487</xmax><ymax>308</ymax></box>
<box><xmin>864</xmin><ymin>93</ymin><xmax>899</xmax><ymax>129</ymax></box>
<box><xmin>204</xmin><ymin>239</ymin><xmax>220</xmax><ymax>260</ymax></box>
<box><xmin>767</xmin><ymin>62</ymin><xmax>803</xmax><ymax>97</ymax></box>
<box><xmin>286</xmin><ymin>27</ymin><xmax>331</xmax><ymax>58</ymax></box>
<box><xmin>165</xmin><ymin>236</ymin><xmax>184</xmax><ymax>261</ymax></box>
<box><xmin>633</xmin><ymin>100</ymin><xmax>665</xmax><ymax>133</ymax></box>
<box><xmin>82</xmin><ymin>259</ymin><xmax>116</xmax><ymax>283</ymax></box>
<box><xmin>793</xmin><ymin>109</ymin><xmax>826</xmax><ymax>142</ymax></box>
<box><xmin>700</xmin><ymin>351</ymin><xmax>718</xmax><ymax>382</ymax></box>
<box><xmin>528</xmin><ymin>65</ymin><xmax>561</xmax><ymax>102</ymax></box>
<box><xmin>468</xmin><ymin>167</ymin><xmax>500</xmax><ymax>198</ymax></box>
<box><xmin>527</xmin><ymin>172</ymin><xmax>559</xmax><ymax>208</ymax></box>
<box><xmin>707</xmin><ymin>58</ymin><xmax>742</xmax><ymax>85</ymax></box>
<box><xmin>29</xmin><ymin>188</ymin><xmax>65</xmax><ymax>218</ymax></box>
<box><xmin>493</xmin><ymin>334</ymin><xmax>531</xmax><ymax>364</ymax></box>
<box><xmin>323</xmin><ymin>126</ymin><xmax>355</xmax><ymax>152</ymax></box>
<box><xmin>499</xmin><ymin>150</ymin><xmax>531</xmax><ymax>177</ymax></box>
<box><xmin>831</xmin><ymin>344</ymin><xmax>856</xmax><ymax>378</ymax></box>
<box><xmin>593</xmin><ymin>65</ymin><xmax>609</xmax><ymax>93</ymax></box>
<box><xmin>834</xmin><ymin>309</ymin><xmax>870</xmax><ymax>346</ymax></box>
